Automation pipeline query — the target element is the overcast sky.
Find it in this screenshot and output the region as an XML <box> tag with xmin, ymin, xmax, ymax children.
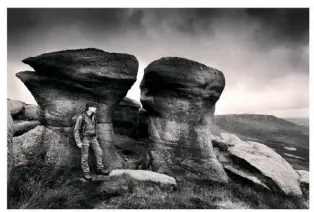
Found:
<box><xmin>7</xmin><ymin>8</ymin><xmax>309</xmax><ymax>118</ymax></box>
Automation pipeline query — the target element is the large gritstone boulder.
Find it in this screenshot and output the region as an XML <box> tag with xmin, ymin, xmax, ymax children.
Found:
<box><xmin>16</xmin><ymin>48</ymin><xmax>139</xmax><ymax>170</ymax></box>
<box><xmin>213</xmin><ymin>133</ymin><xmax>303</xmax><ymax>197</ymax></box>
<box><xmin>140</xmin><ymin>57</ymin><xmax>228</xmax><ymax>182</ymax></box>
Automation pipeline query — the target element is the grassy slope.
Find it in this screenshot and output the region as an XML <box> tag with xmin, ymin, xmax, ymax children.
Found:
<box><xmin>285</xmin><ymin>118</ymin><xmax>309</xmax><ymax>127</ymax></box>
<box><xmin>8</xmin><ymin>166</ymin><xmax>101</xmax><ymax>209</ymax></box>
<box><xmin>8</xmin><ymin>165</ymin><xmax>309</xmax><ymax>209</ymax></box>
<box><xmin>213</xmin><ymin>114</ymin><xmax>309</xmax><ymax>170</ymax></box>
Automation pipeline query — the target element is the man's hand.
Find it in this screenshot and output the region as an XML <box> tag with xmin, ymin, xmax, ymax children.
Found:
<box><xmin>77</xmin><ymin>143</ymin><xmax>83</xmax><ymax>148</ymax></box>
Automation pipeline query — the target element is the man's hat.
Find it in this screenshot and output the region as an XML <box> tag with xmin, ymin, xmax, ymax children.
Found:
<box><xmin>85</xmin><ymin>102</ymin><xmax>97</xmax><ymax>110</ymax></box>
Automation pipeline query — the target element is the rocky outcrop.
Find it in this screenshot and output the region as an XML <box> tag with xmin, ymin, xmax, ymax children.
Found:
<box><xmin>213</xmin><ymin>133</ymin><xmax>303</xmax><ymax>197</ymax></box>
<box><xmin>13</xmin><ymin>126</ymin><xmax>81</xmax><ymax>167</ymax></box>
<box><xmin>7</xmin><ymin>109</ymin><xmax>14</xmax><ymax>184</ymax></box>
<box><xmin>13</xmin><ymin>120</ymin><xmax>40</xmax><ymax>136</ymax></box>
<box><xmin>8</xmin><ymin>99</ymin><xmax>24</xmax><ymax>116</ymax></box>
<box><xmin>114</xmin><ymin>134</ymin><xmax>151</xmax><ymax>168</ymax></box>
<box><xmin>7</xmin><ymin>99</ymin><xmax>38</xmax><ymax>120</ymax></box>
<box><xmin>16</xmin><ymin>48</ymin><xmax>139</xmax><ymax>170</ymax></box>
<box><xmin>112</xmin><ymin>97</ymin><xmax>141</xmax><ymax>136</ymax></box>
<box><xmin>8</xmin><ymin>99</ymin><xmax>39</xmax><ymax>136</ymax></box>
<box><xmin>15</xmin><ymin>104</ymin><xmax>38</xmax><ymax>121</ymax></box>
<box><xmin>8</xmin><ymin>97</ymin><xmax>141</xmax><ymax>136</ymax></box>
<box><xmin>140</xmin><ymin>57</ymin><xmax>228</xmax><ymax>182</ymax></box>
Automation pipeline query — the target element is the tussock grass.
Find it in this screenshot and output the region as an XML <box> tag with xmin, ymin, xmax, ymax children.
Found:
<box><xmin>8</xmin><ymin>165</ymin><xmax>102</xmax><ymax>209</ymax></box>
<box><xmin>8</xmin><ymin>165</ymin><xmax>309</xmax><ymax>209</ymax></box>
<box><xmin>97</xmin><ymin>179</ymin><xmax>309</xmax><ymax>209</ymax></box>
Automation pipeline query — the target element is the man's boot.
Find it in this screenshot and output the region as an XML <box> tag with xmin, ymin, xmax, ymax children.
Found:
<box><xmin>83</xmin><ymin>172</ymin><xmax>92</xmax><ymax>180</ymax></box>
<box><xmin>97</xmin><ymin>168</ymin><xmax>110</xmax><ymax>175</ymax></box>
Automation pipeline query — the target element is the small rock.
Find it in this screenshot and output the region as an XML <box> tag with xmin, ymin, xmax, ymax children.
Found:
<box><xmin>220</xmin><ymin>133</ymin><xmax>243</xmax><ymax>146</ymax></box>
<box><xmin>109</xmin><ymin>169</ymin><xmax>177</xmax><ymax>188</ymax></box>
<box><xmin>212</xmin><ymin>138</ymin><xmax>229</xmax><ymax>151</ymax></box>
<box><xmin>296</xmin><ymin>170</ymin><xmax>309</xmax><ymax>187</ymax></box>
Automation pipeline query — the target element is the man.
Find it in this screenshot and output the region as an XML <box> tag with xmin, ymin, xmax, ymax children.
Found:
<box><xmin>74</xmin><ymin>103</ymin><xmax>109</xmax><ymax>179</ymax></box>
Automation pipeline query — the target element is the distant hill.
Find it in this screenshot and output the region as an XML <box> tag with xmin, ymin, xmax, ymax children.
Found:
<box><xmin>212</xmin><ymin>114</ymin><xmax>309</xmax><ymax>170</ymax></box>
<box><xmin>284</xmin><ymin>118</ymin><xmax>309</xmax><ymax>127</ymax></box>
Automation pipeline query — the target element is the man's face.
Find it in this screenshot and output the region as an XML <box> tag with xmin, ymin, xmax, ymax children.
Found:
<box><xmin>88</xmin><ymin>106</ymin><xmax>97</xmax><ymax>113</ymax></box>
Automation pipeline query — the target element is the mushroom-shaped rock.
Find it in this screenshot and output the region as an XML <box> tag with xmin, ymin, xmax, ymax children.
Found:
<box><xmin>16</xmin><ymin>48</ymin><xmax>139</xmax><ymax>169</ymax></box>
<box><xmin>140</xmin><ymin>57</ymin><xmax>228</xmax><ymax>182</ymax></box>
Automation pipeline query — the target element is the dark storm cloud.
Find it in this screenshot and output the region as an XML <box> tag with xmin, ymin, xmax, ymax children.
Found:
<box><xmin>8</xmin><ymin>8</ymin><xmax>308</xmax><ymax>43</ymax></box>
<box><xmin>125</xmin><ymin>8</ymin><xmax>309</xmax><ymax>43</ymax></box>
<box><xmin>246</xmin><ymin>8</ymin><xmax>309</xmax><ymax>44</ymax></box>
<box><xmin>8</xmin><ymin>8</ymin><xmax>129</xmax><ymax>45</ymax></box>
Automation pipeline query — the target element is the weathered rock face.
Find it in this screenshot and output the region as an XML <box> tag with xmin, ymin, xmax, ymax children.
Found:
<box><xmin>213</xmin><ymin>133</ymin><xmax>303</xmax><ymax>197</ymax></box>
<box><xmin>140</xmin><ymin>57</ymin><xmax>228</xmax><ymax>182</ymax></box>
<box><xmin>16</xmin><ymin>48</ymin><xmax>139</xmax><ymax>170</ymax></box>
<box><xmin>7</xmin><ymin>109</ymin><xmax>14</xmax><ymax>184</ymax></box>
<box><xmin>224</xmin><ymin>165</ymin><xmax>270</xmax><ymax>191</ymax></box>
<box><xmin>15</xmin><ymin>104</ymin><xmax>38</xmax><ymax>121</ymax></box>
<box><xmin>112</xmin><ymin>97</ymin><xmax>141</xmax><ymax>136</ymax></box>
<box><xmin>137</xmin><ymin>108</ymin><xmax>149</xmax><ymax>138</ymax></box>
<box><xmin>7</xmin><ymin>99</ymin><xmax>24</xmax><ymax>116</ymax></box>
<box><xmin>13</xmin><ymin>126</ymin><xmax>81</xmax><ymax>167</ymax></box>
<box><xmin>8</xmin><ymin>99</ymin><xmax>39</xmax><ymax>136</ymax></box>
<box><xmin>13</xmin><ymin>120</ymin><xmax>40</xmax><ymax>136</ymax></box>
<box><xmin>8</xmin><ymin>98</ymin><xmax>140</xmax><ymax>136</ymax></box>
